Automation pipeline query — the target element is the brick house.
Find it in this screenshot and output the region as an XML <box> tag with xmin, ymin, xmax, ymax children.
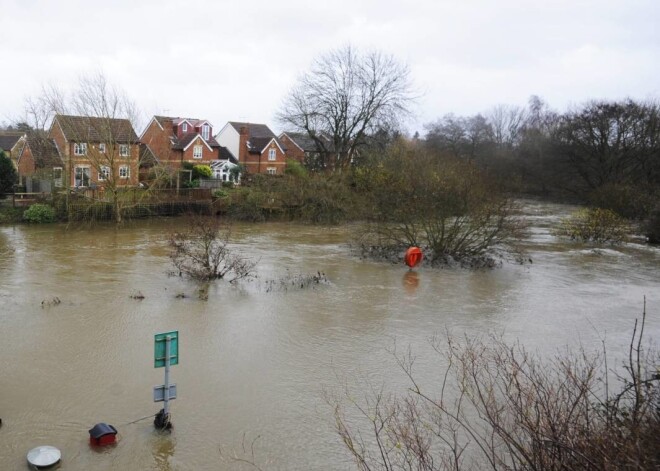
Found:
<box><xmin>139</xmin><ymin>116</ymin><xmax>232</xmax><ymax>171</ymax></box>
<box><xmin>216</xmin><ymin>122</ymin><xmax>288</xmax><ymax>175</ymax></box>
<box><xmin>16</xmin><ymin>134</ymin><xmax>64</xmax><ymax>187</ymax></box>
<box><xmin>49</xmin><ymin>114</ymin><xmax>140</xmax><ymax>188</ymax></box>
<box><xmin>0</xmin><ymin>131</ymin><xmax>27</xmax><ymax>169</ymax></box>
<box><xmin>278</xmin><ymin>131</ymin><xmax>335</xmax><ymax>169</ymax></box>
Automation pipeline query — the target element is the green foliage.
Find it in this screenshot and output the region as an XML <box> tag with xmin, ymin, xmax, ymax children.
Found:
<box><xmin>284</xmin><ymin>159</ymin><xmax>308</xmax><ymax>178</ymax></box>
<box><xmin>23</xmin><ymin>203</ymin><xmax>56</xmax><ymax>223</ymax></box>
<box><xmin>229</xmin><ymin>164</ymin><xmax>244</xmax><ymax>182</ymax></box>
<box><xmin>589</xmin><ymin>184</ymin><xmax>658</xmax><ymax>220</ymax></box>
<box><xmin>212</xmin><ymin>188</ymin><xmax>229</xmax><ymax>199</ymax></box>
<box><xmin>0</xmin><ymin>206</ymin><xmax>24</xmax><ymax>224</ymax></box>
<box><xmin>556</xmin><ymin>208</ymin><xmax>629</xmax><ymax>244</ymax></box>
<box><xmin>0</xmin><ymin>150</ymin><xmax>18</xmax><ymax>198</ymax></box>
<box><xmin>192</xmin><ymin>164</ymin><xmax>212</xmax><ymax>179</ymax></box>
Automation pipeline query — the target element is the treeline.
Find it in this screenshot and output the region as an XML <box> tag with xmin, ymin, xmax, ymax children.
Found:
<box><xmin>418</xmin><ymin>96</ymin><xmax>660</xmax><ymax>220</ymax></box>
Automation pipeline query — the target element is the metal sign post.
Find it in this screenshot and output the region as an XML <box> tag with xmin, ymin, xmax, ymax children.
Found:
<box><xmin>154</xmin><ymin>331</ymin><xmax>179</xmax><ymax>430</ymax></box>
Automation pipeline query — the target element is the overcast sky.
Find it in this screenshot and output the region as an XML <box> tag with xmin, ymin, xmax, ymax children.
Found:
<box><xmin>1</xmin><ymin>0</ymin><xmax>658</xmax><ymax>135</ymax></box>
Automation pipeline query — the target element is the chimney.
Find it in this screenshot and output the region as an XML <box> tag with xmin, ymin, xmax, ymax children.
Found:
<box><xmin>238</xmin><ymin>126</ymin><xmax>249</xmax><ymax>163</ymax></box>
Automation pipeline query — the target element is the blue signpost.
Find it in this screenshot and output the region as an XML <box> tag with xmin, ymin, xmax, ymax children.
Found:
<box><xmin>154</xmin><ymin>331</ymin><xmax>178</xmax><ymax>429</ymax></box>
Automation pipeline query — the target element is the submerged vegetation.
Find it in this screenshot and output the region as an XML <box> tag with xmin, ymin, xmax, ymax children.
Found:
<box><xmin>169</xmin><ymin>216</ymin><xmax>257</xmax><ymax>282</ymax></box>
<box><xmin>331</xmin><ymin>303</ymin><xmax>659</xmax><ymax>470</ymax></box>
<box><xmin>556</xmin><ymin>208</ymin><xmax>629</xmax><ymax>244</ymax></box>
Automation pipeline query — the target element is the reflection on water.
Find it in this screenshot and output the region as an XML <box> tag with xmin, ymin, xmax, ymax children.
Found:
<box><xmin>0</xmin><ymin>201</ymin><xmax>658</xmax><ymax>470</ymax></box>
<box><xmin>402</xmin><ymin>270</ymin><xmax>420</xmax><ymax>295</ymax></box>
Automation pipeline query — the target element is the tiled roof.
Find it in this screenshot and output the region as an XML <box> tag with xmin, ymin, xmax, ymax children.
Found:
<box><xmin>0</xmin><ymin>132</ymin><xmax>24</xmax><ymax>152</ymax></box>
<box><xmin>219</xmin><ymin>146</ymin><xmax>236</xmax><ymax>163</ymax></box>
<box><xmin>55</xmin><ymin>115</ymin><xmax>138</xmax><ymax>143</ymax></box>
<box><xmin>229</xmin><ymin>122</ymin><xmax>276</xmax><ymax>139</ymax></box>
<box><xmin>247</xmin><ymin>137</ymin><xmax>276</xmax><ymax>153</ymax></box>
<box><xmin>283</xmin><ymin>131</ymin><xmax>334</xmax><ymax>152</ymax></box>
<box><xmin>171</xmin><ymin>133</ymin><xmax>221</xmax><ymax>150</ymax></box>
<box><xmin>25</xmin><ymin>135</ymin><xmax>63</xmax><ymax>168</ymax></box>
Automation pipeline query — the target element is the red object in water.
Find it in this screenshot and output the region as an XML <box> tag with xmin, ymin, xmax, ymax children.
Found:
<box><xmin>404</xmin><ymin>247</ymin><xmax>423</xmax><ymax>268</ymax></box>
<box><xmin>89</xmin><ymin>423</ymin><xmax>117</xmax><ymax>446</ymax></box>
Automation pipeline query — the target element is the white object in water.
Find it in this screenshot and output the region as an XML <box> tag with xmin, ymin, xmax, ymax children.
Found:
<box><xmin>27</xmin><ymin>445</ymin><xmax>61</xmax><ymax>468</ymax></box>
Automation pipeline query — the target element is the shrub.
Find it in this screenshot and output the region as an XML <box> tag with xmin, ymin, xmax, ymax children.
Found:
<box><xmin>589</xmin><ymin>184</ymin><xmax>657</xmax><ymax>220</ymax></box>
<box><xmin>556</xmin><ymin>208</ymin><xmax>629</xmax><ymax>244</ymax></box>
<box><xmin>212</xmin><ymin>189</ymin><xmax>229</xmax><ymax>199</ymax></box>
<box><xmin>192</xmin><ymin>165</ymin><xmax>212</xmax><ymax>179</ymax></box>
<box><xmin>23</xmin><ymin>203</ymin><xmax>56</xmax><ymax>223</ymax></box>
<box><xmin>284</xmin><ymin>159</ymin><xmax>308</xmax><ymax>178</ymax></box>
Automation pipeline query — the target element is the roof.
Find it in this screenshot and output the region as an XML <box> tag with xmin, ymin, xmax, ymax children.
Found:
<box><xmin>282</xmin><ymin>131</ymin><xmax>335</xmax><ymax>153</ymax></box>
<box><xmin>229</xmin><ymin>122</ymin><xmax>277</xmax><ymax>140</ymax></box>
<box><xmin>219</xmin><ymin>146</ymin><xmax>236</xmax><ymax>163</ymax></box>
<box><xmin>23</xmin><ymin>135</ymin><xmax>63</xmax><ymax>168</ymax></box>
<box><xmin>55</xmin><ymin>114</ymin><xmax>139</xmax><ymax>143</ymax></box>
<box><xmin>172</xmin><ymin>133</ymin><xmax>221</xmax><ymax>150</ymax></box>
<box><xmin>0</xmin><ymin>132</ymin><xmax>25</xmax><ymax>152</ymax></box>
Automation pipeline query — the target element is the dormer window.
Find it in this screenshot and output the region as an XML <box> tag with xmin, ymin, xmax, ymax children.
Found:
<box><xmin>202</xmin><ymin>124</ymin><xmax>210</xmax><ymax>140</ymax></box>
<box><xmin>182</xmin><ymin>123</ymin><xmax>188</xmax><ymax>133</ymax></box>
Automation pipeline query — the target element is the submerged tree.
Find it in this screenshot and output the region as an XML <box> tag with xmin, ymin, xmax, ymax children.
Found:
<box><xmin>354</xmin><ymin>142</ymin><xmax>523</xmax><ymax>264</ymax></box>
<box><xmin>277</xmin><ymin>45</ymin><xmax>415</xmax><ymax>172</ymax></box>
<box><xmin>169</xmin><ymin>216</ymin><xmax>257</xmax><ymax>282</ymax></box>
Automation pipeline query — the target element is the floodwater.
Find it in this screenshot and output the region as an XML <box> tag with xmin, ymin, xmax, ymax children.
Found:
<box><xmin>0</xmin><ymin>200</ymin><xmax>658</xmax><ymax>470</ymax></box>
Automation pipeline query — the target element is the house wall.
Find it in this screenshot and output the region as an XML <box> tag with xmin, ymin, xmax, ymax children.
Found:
<box><xmin>17</xmin><ymin>143</ymin><xmax>36</xmax><ymax>177</ymax></box>
<box><xmin>141</xmin><ymin>118</ymin><xmax>179</xmax><ymax>164</ymax></box>
<box><xmin>181</xmin><ymin>136</ymin><xmax>218</xmax><ymax>164</ymax></box>
<box><xmin>243</xmin><ymin>141</ymin><xmax>287</xmax><ymax>175</ymax></box>
<box><xmin>279</xmin><ymin>134</ymin><xmax>305</xmax><ymax>163</ymax></box>
<box><xmin>216</xmin><ymin>124</ymin><xmax>240</xmax><ymax>160</ymax></box>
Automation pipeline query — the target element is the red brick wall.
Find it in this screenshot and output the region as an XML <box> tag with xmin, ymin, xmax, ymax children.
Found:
<box><xmin>243</xmin><ymin>141</ymin><xmax>287</xmax><ymax>175</ymax></box>
<box><xmin>17</xmin><ymin>143</ymin><xmax>36</xmax><ymax>176</ymax></box>
<box><xmin>181</xmin><ymin>136</ymin><xmax>218</xmax><ymax>164</ymax></box>
<box><xmin>141</xmin><ymin>118</ymin><xmax>179</xmax><ymax>164</ymax></box>
<box><xmin>279</xmin><ymin>135</ymin><xmax>305</xmax><ymax>163</ymax></box>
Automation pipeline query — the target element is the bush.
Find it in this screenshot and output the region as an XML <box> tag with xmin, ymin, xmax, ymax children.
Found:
<box><xmin>589</xmin><ymin>184</ymin><xmax>657</xmax><ymax>220</ymax></box>
<box><xmin>193</xmin><ymin>165</ymin><xmax>212</xmax><ymax>179</ymax></box>
<box><xmin>212</xmin><ymin>189</ymin><xmax>229</xmax><ymax>199</ymax></box>
<box><xmin>284</xmin><ymin>159</ymin><xmax>308</xmax><ymax>178</ymax></box>
<box><xmin>331</xmin><ymin>307</ymin><xmax>659</xmax><ymax>471</ymax></box>
<box><xmin>23</xmin><ymin>203</ymin><xmax>56</xmax><ymax>223</ymax></box>
<box><xmin>556</xmin><ymin>208</ymin><xmax>629</xmax><ymax>244</ymax></box>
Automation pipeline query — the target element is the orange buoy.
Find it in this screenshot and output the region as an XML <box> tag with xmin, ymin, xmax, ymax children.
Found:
<box><xmin>404</xmin><ymin>247</ymin><xmax>423</xmax><ymax>268</ymax></box>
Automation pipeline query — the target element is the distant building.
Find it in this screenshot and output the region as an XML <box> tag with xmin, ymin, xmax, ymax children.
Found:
<box><xmin>216</xmin><ymin>122</ymin><xmax>287</xmax><ymax>175</ymax></box>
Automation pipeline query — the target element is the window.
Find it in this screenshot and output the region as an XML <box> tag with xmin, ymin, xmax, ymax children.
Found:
<box><xmin>98</xmin><ymin>166</ymin><xmax>110</xmax><ymax>181</ymax></box>
<box><xmin>202</xmin><ymin>124</ymin><xmax>210</xmax><ymax>140</ymax></box>
<box><xmin>193</xmin><ymin>145</ymin><xmax>203</xmax><ymax>159</ymax></box>
<box><xmin>267</xmin><ymin>167</ymin><xmax>277</xmax><ymax>175</ymax></box>
<box><xmin>99</xmin><ymin>143</ymin><xmax>106</xmax><ymax>153</ymax></box>
<box><xmin>268</xmin><ymin>148</ymin><xmax>276</xmax><ymax>161</ymax></box>
<box><xmin>119</xmin><ymin>144</ymin><xmax>129</xmax><ymax>157</ymax></box>
<box><xmin>182</xmin><ymin>123</ymin><xmax>188</xmax><ymax>132</ymax></box>
<box><xmin>74</xmin><ymin>166</ymin><xmax>91</xmax><ymax>187</ymax></box>
<box><xmin>53</xmin><ymin>167</ymin><xmax>63</xmax><ymax>187</ymax></box>
<box><xmin>74</xmin><ymin>143</ymin><xmax>87</xmax><ymax>155</ymax></box>
<box><xmin>119</xmin><ymin>165</ymin><xmax>130</xmax><ymax>179</ymax></box>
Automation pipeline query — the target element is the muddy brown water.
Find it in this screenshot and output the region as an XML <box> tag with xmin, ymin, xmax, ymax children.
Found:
<box><xmin>0</xmin><ymin>201</ymin><xmax>658</xmax><ymax>470</ymax></box>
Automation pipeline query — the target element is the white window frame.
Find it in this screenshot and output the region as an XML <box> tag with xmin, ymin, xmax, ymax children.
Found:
<box><xmin>193</xmin><ymin>145</ymin><xmax>203</xmax><ymax>159</ymax></box>
<box><xmin>267</xmin><ymin>167</ymin><xmax>277</xmax><ymax>175</ymax></box>
<box><xmin>182</xmin><ymin>123</ymin><xmax>188</xmax><ymax>132</ymax></box>
<box><xmin>119</xmin><ymin>165</ymin><xmax>130</xmax><ymax>179</ymax></box>
<box><xmin>74</xmin><ymin>165</ymin><xmax>91</xmax><ymax>187</ymax></box>
<box><xmin>98</xmin><ymin>166</ymin><xmax>110</xmax><ymax>181</ymax></box>
<box><xmin>119</xmin><ymin>144</ymin><xmax>129</xmax><ymax>157</ymax></box>
<box><xmin>98</xmin><ymin>143</ymin><xmax>106</xmax><ymax>153</ymax></box>
<box><xmin>202</xmin><ymin>124</ymin><xmax>210</xmax><ymax>140</ymax></box>
<box><xmin>74</xmin><ymin>142</ymin><xmax>87</xmax><ymax>156</ymax></box>
<box><xmin>268</xmin><ymin>148</ymin><xmax>276</xmax><ymax>161</ymax></box>
<box><xmin>53</xmin><ymin>167</ymin><xmax>63</xmax><ymax>187</ymax></box>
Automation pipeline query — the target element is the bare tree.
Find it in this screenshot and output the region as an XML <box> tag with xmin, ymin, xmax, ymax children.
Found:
<box><xmin>277</xmin><ymin>45</ymin><xmax>414</xmax><ymax>172</ymax></box>
<box><xmin>42</xmin><ymin>73</ymin><xmax>143</xmax><ymax>222</ymax></box>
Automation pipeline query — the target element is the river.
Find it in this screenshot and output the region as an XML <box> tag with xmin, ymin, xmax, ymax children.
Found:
<box><xmin>0</xmin><ymin>200</ymin><xmax>658</xmax><ymax>470</ymax></box>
